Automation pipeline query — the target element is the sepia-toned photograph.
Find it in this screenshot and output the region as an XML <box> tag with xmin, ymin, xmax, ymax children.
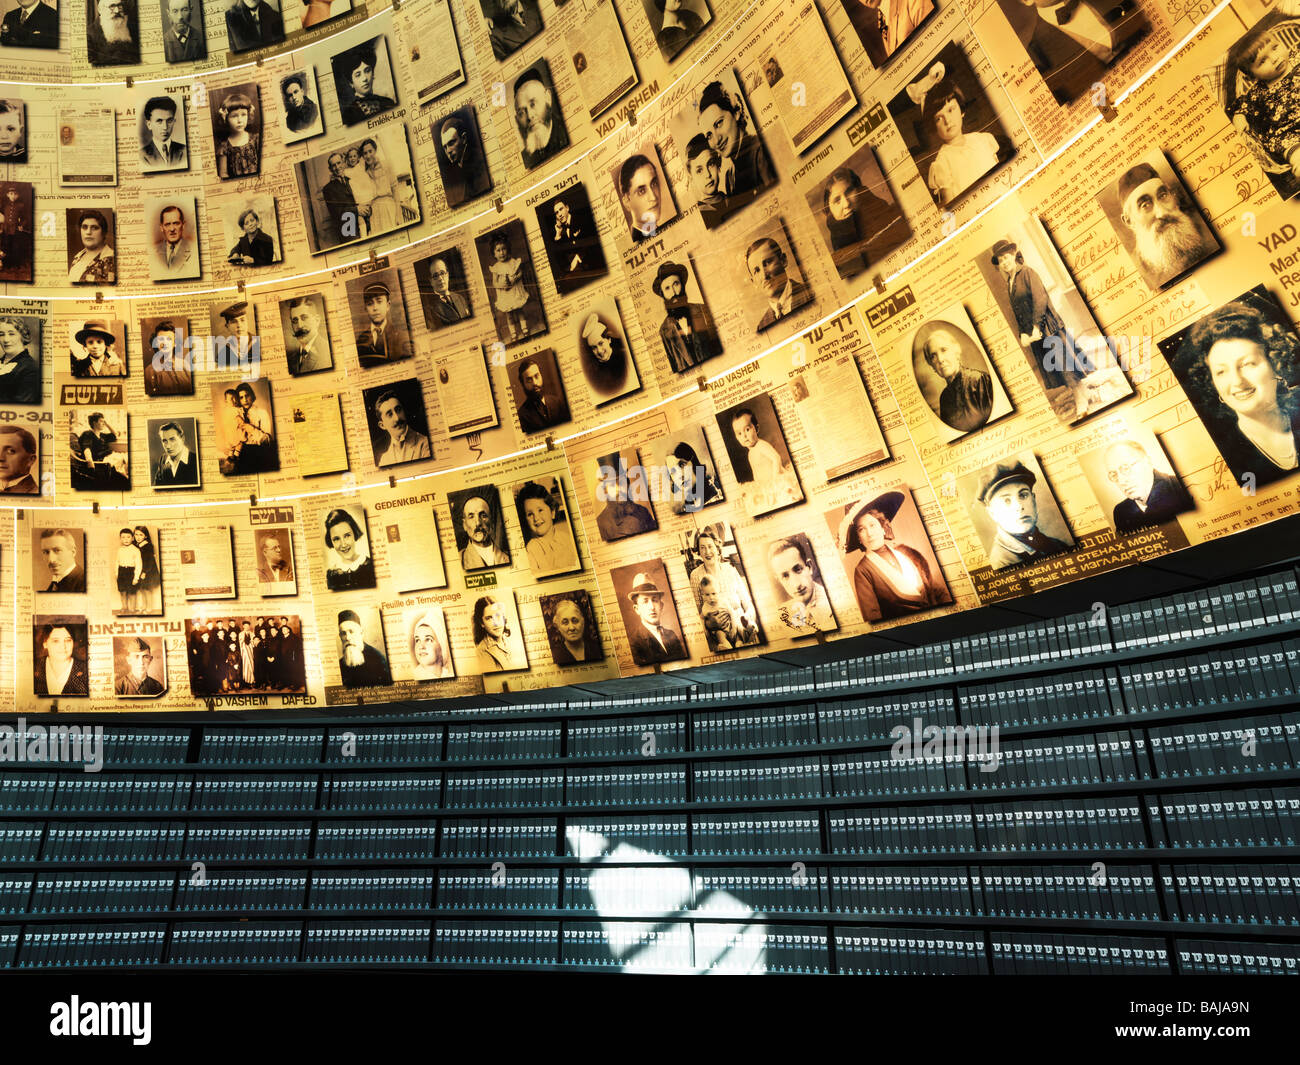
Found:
<box><xmin>33</xmin><ymin>615</ymin><xmax>89</xmax><ymax>697</ymax></box>
<box><xmin>290</xmin><ymin>390</ymin><xmax>348</xmax><ymax>477</ymax></box>
<box><xmin>838</xmin><ymin>0</ymin><xmax>934</xmax><ymax>69</ymax></box>
<box><xmin>141</xmin><ymin>316</ymin><xmax>193</xmax><ymax>395</ymax></box>
<box><xmin>888</xmin><ymin>41</ymin><xmax>1015</xmax><ymax>209</ymax></box>
<box><xmin>161</xmin><ymin>0</ymin><xmax>205</xmax><ymax>61</ymax></box>
<box><xmin>210</xmin><ymin>378</ymin><xmax>279</xmax><ymax>476</ymax></box>
<box><xmin>0</xmin><ymin>421</ymin><xmax>37</xmax><ymax>493</ymax></box>
<box><xmin>147</xmin><ymin>415</ymin><xmax>201</xmax><ymax>489</ymax></box>
<box><xmin>336</xmin><ymin>604</ymin><xmax>393</xmax><ymax>689</ymax></box>
<box><xmin>33</xmin><ymin>526</ymin><xmax>86</xmax><ymax>593</ymax></box>
<box><xmin>807</xmin><ymin>143</ymin><xmax>909</xmax><ymax>280</ymax></box>
<box><xmin>1096</xmin><ymin>149</ymin><xmax>1221</xmax><ymax>290</ymax></box>
<box><xmin>476</xmin><ymin>219</ymin><xmax>547</xmax><ymax>346</ymax></box>
<box><xmin>413</xmin><ymin>248</ymin><xmax>473</xmax><ymax>331</ymax></box>
<box><xmin>1</xmin><ymin>0</ymin><xmax>59</xmax><ymax>49</ymax></box>
<box><xmin>433</xmin><ymin>105</ymin><xmax>492</xmax><ymax>207</ymax></box>
<box><xmin>68</xmin><ymin>407</ymin><xmax>129</xmax><ymax>491</ymax></box>
<box><xmin>574</xmin><ymin>295</ymin><xmax>639</xmax><ymax>405</ymax></box>
<box><xmin>1076</xmin><ymin>418</ymin><xmax>1194</xmax><ymax>534</ymax></box>
<box><xmin>0</xmin><ymin>98</ymin><xmax>25</xmax><ymax>163</ymax></box>
<box><xmin>471</xmin><ymin>591</ymin><xmax>527</xmax><ymax>674</ymax></box>
<box><xmin>536</xmin><ymin>182</ymin><xmax>607</xmax><ymax>294</ymax></box>
<box><xmin>113</xmin><ymin>635</ymin><xmax>167</xmax><ymax>697</ymax></box>
<box><xmin>640</xmin><ymin>0</ymin><xmax>709</xmax><ymax>61</ymax></box>
<box><xmin>186</xmin><ymin>615</ymin><xmax>308</xmax><ymax>696</ymax></box>
<box><xmin>960</xmin><ymin>453</ymin><xmax>1075</xmax><ymax>572</ymax></box>
<box><xmin>735</xmin><ymin>216</ymin><xmax>814</xmax><ymax>333</ymax></box>
<box><xmin>279</xmin><ymin>293</ymin><xmax>332</xmax><ymax>375</ymax></box>
<box><xmin>66</xmin><ymin>207</ymin><xmax>116</xmax><ymax>285</ymax></box>
<box><xmin>539</xmin><ymin>589</ymin><xmax>604</xmax><ymax>666</ymax></box>
<box><xmin>681</xmin><ymin>522</ymin><xmax>763</xmax><ymax>653</ymax></box>
<box><xmin>513</xmin><ymin>474</ymin><xmax>581</xmax><ymax>579</ymax></box>
<box><xmin>508</xmin><ymin>348</ymin><xmax>570</xmax><ymax>434</ymax></box>
<box><xmin>330</xmin><ymin>35</ymin><xmax>398</xmax><ymax>125</ymax></box>
<box><xmin>714</xmin><ymin>393</ymin><xmax>804</xmax><ymax>517</ymax></box>
<box><xmin>513</xmin><ymin>59</ymin><xmax>569</xmax><ymax>171</ymax></box>
<box><xmin>910</xmin><ymin>305</ymin><xmax>1013</xmax><ymax>441</ymax></box>
<box><xmin>254</xmin><ymin>525</ymin><xmax>296</xmax><ymax>596</ymax></box>
<box><xmin>448</xmin><ymin>484</ymin><xmax>511</xmax><ymax>571</ymax></box>
<box><xmin>210</xmin><ymin>299</ymin><xmax>259</xmax><ymax>364</ymax></box>
<box><xmin>279</xmin><ymin>69</ymin><xmax>323</xmax><ymax>144</ymax></box>
<box><xmin>480</xmin><ymin>0</ymin><xmax>543</xmax><ymax>62</ymax></box>
<box><xmin>224</xmin><ymin>0</ymin><xmax>284</xmax><ymax>53</ymax></box>
<box><xmin>321</xmin><ymin>504</ymin><xmax>376</xmax><ymax>591</ymax></box>
<box><xmin>222</xmin><ymin>195</ymin><xmax>281</xmax><ymax>267</ymax></box>
<box><xmin>0</xmin><ymin>310</ymin><xmax>40</xmax><ymax>404</ymax></box>
<box><xmin>210</xmin><ymin>84</ymin><xmax>262</xmax><ymax>179</ymax></box>
<box><xmin>649</xmin><ymin>422</ymin><xmax>723</xmax><ymax>515</ymax></box>
<box><xmin>108</xmin><ymin>524</ymin><xmax>162</xmax><ymax>615</ymax></box>
<box><xmin>145</xmin><ymin>195</ymin><xmax>200</xmax><ymax>282</ymax></box>
<box><xmin>138</xmin><ymin>92</ymin><xmax>187</xmax><ymax>173</ymax></box>
<box><xmin>347</xmin><ymin>267</ymin><xmax>413</xmax><ymax>367</ymax></box>
<box><xmin>404</xmin><ymin>604</ymin><xmax>454</xmax><ymax>680</ymax></box>
<box><xmin>86</xmin><ymin>0</ymin><xmax>140</xmax><ymax>66</ymax></box>
<box><xmin>591</xmin><ymin>449</ymin><xmax>657</xmax><ymax>542</ymax></box>
<box><xmin>646</xmin><ymin>256</ymin><xmax>722</xmax><ymax>373</ymax></box>
<box><xmin>69</xmin><ymin>318</ymin><xmax>125</xmax><ymax>377</ymax></box>
<box><xmin>0</xmin><ymin>181</ymin><xmax>34</xmax><ymax>282</ymax></box>
<box><xmin>610</xmin><ymin>559</ymin><xmax>688</xmax><ymax>667</ymax></box>
<box><xmin>362</xmin><ymin>377</ymin><xmax>432</xmax><ymax>468</ymax></box>
<box><xmin>827</xmin><ymin>488</ymin><xmax>951</xmax><ymax>623</ymax></box>
<box><xmin>611</xmin><ymin>145</ymin><xmax>677</xmax><ymax>244</ymax></box>
<box><xmin>763</xmin><ymin>532</ymin><xmax>837</xmax><ymax>637</ymax></box>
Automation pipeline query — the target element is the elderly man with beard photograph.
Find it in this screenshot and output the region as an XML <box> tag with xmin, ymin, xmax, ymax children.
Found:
<box><xmin>284</xmin><ymin>295</ymin><xmax>331</xmax><ymax>375</ymax></box>
<box><xmin>1</xmin><ymin>0</ymin><xmax>58</xmax><ymax>48</ymax></box>
<box><xmin>151</xmin><ymin>204</ymin><xmax>197</xmax><ymax>280</ymax></box>
<box><xmin>484</xmin><ymin>0</ymin><xmax>542</xmax><ymax>61</ymax></box>
<box><xmin>162</xmin><ymin>0</ymin><xmax>204</xmax><ymax>61</ymax></box>
<box><xmin>0</xmin><ymin>316</ymin><xmax>39</xmax><ymax>404</ymax></box>
<box><xmin>140</xmin><ymin>97</ymin><xmax>186</xmax><ymax>171</ymax></box>
<box><xmin>746</xmin><ymin>235</ymin><xmax>812</xmax><ymax>332</ymax></box>
<box><xmin>338</xmin><ymin>609</ymin><xmax>392</xmax><ymax>689</ymax></box>
<box><xmin>1102</xmin><ymin>438</ymin><xmax>1193</xmax><ymax>532</ymax></box>
<box><xmin>225</xmin><ymin>0</ymin><xmax>284</xmax><ymax>52</ymax></box>
<box><xmin>369</xmin><ymin>385</ymin><xmax>431</xmax><ymax>467</ymax></box>
<box><xmin>437</xmin><ymin>111</ymin><xmax>491</xmax><ymax>206</ymax></box>
<box><xmin>515</xmin><ymin>356</ymin><xmax>570</xmax><ymax>433</ymax></box>
<box><xmin>1106</xmin><ymin>157</ymin><xmax>1220</xmax><ymax>289</ymax></box>
<box><xmin>653</xmin><ymin>260</ymin><xmax>722</xmax><ymax>373</ymax></box>
<box><xmin>417</xmin><ymin>256</ymin><xmax>471</xmax><ymax>328</ymax></box>
<box><xmin>39</xmin><ymin>528</ymin><xmax>85</xmax><ymax>593</ymax></box>
<box><xmin>455</xmin><ymin>490</ymin><xmax>510</xmax><ymax>570</ymax></box>
<box><xmin>975</xmin><ymin>460</ymin><xmax>1072</xmax><ymax>570</ymax></box>
<box><xmin>115</xmin><ymin>636</ymin><xmax>165</xmax><ymax>696</ymax></box>
<box><xmin>514</xmin><ymin>64</ymin><xmax>569</xmax><ymax>170</ymax></box>
<box><xmin>0</xmin><ymin>424</ymin><xmax>36</xmax><ymax>493</ymax></box>
<box><xmin>282</xmin><ymin>73</ymin><xmax>319</xmax><ymax>134</ymax></box>
<box><xmin>87</xmin><ymin>0</ymin><xmax>139</xmax><ymax>65</ymax></box>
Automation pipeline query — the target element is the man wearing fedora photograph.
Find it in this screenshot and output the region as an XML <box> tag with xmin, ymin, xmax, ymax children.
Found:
<box><xmin>839</xmin><ymin>491</ymin><xmax>949</xmax><ymax>622</ymax></box>
<box><xmin>976</xmin><ymin>460</ymin><xmax>1072</xmax><ymax>570</ymax></box>
<box><xmin>70</xmin><ymin>321</ymin><xmax>124</xmax><ymax>377</ymax></box>
<box><xmin>1</xmin><ymin>0</ymin><xmax>58</xmax><ymax>48</ymax></box>
<box><xmin>625</xmin><ymin>570</ymin><xmax>686</xmax><ymax>666</ymax></box>
<box><xmin>1114</xmin><ymin>160</ymin><xmax>1218</xmax><ymax>288</ymax></box>
<box><xmin>653</xmin><ymin>260</ymin><xmax>722</xmax><ymax>374</ymax></box>
<box><xmin>355</xmin><ymin>280</ymin><xmax>411</xmax><ymax>367</ymax></box>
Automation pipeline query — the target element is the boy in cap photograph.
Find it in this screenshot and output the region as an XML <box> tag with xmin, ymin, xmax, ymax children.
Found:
<box><xmin>355</xmin><ymin>279</ymin><xmax>411</xmax><ymax>367</ymax></box>
<box><xmin>625</xmin><ymin>569</ymin><xmax>687</xmax><ymax>665</ymax></box>
<box><xmin>975</xmin><ymin>459</ymin><xmax>1073</xmax><ymax>569</ymax></box>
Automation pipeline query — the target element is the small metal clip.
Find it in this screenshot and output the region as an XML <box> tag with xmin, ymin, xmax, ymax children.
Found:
<box><xmin>355</xmin><ymin>693</ymin><xmax>365</xmax><ymax>705</ymax></box>
<box><xmin>627</xmin><ymin>106</ymin><xmax>637</xmax><ymax>127</ymax></box>
<box><xmin>249</xmin><ymin>492</ymin><xmax>257</xmax><ymax>506</ymax></box>
<box><xmin>494</xmin><ymin>197</ymin><xmax>504</xmax><ymax>213</ymax></box>
<box><xmin>125</xmin><ymin>76</ymin><xmax>134</xmax><ymax>88</ymax></box>
<box><xmin>255</xmin><ymin>55</ymin><xmax>264</xmax><ymax>67</ymax></box>
<box><xmin>872</xmin><ymin>274</ymin><xmax>886</xmax><ymax>294</ymax></box>
<box><xmin>369</xmin><ymin>247</ymin><xmax>378</xmax><ymax>263</ymax></box>
<box><xmin>237</xmin><ymin>279</ymin><xmax>246</xmax><ymax>295</ymax></box>
<box><xmin>544</xmin><ymin>435</ymin><xmax>555</xmax><ymax>452</ymax></box>
<box><xmin>696</xmin><ymin>374</ymin><xmax>708</xmax><ymax>392</ymax></box>
<box><xmin>92</xmin><ymin>501</ymin><xmax>100</xmax><ymax>514</ymax></box>
<box><xmin>388</xmin><ymin>474</ymin><xmax>397</xmax><ymax>488</ymax></box>
<box><xmin>95</xmin><ymin>291</ymin><xmax>104</xmax><ymax>304</ymax></box>
<box><xmin>1098</xmin><ymin>102</ymin><xmax>1118</xmax><ymax>122</ymax></box>
<box><xmin>15</xmin><ymin>508</ymin><xmax>22</xmax><ymax>519</ymax></box>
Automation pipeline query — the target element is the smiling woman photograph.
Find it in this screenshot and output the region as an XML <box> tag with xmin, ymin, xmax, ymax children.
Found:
<box><xmin>472</xmin><ymin>593</ymin><xmax>526</xmax><ymax>673</ymax></box>
<box><xmin>514</xmin><ymin>477</ymin><xmax>580</xmax><ymax>579</ymax></box>
<box><xmin>322</xmin><ymin>506</ymin><xmax>376</xmax><ymax>591</ymax></box>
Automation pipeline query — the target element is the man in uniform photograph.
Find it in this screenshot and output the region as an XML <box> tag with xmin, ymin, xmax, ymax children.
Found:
<box><xmin>652</xmin><ymin>260</ymin><xmax>722</xmax><ymax>374</ymax></box>
<box><xmin>115</xmin><ymin>636</ymin><xmax>165</xmax><ymax>696</ymax></box>
<box><xmin>976</xmin><ymin>460</ymin><xmax>1071</xmax><ymax>570</ymax></box>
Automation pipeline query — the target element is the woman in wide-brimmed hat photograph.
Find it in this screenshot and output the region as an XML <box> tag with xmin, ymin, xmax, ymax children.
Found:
<box><xmin>837</xmin><ymin>490</ymin><xmax>950</xmax><ymax>622</ymax></box>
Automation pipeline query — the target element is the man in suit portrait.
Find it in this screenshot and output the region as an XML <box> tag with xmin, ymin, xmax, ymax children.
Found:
<box><xmin>225</xmin><ymin>0</ymin><xmax>283</xmax><ymax>53</ymax></box>
<box><xmin>150</xmin><ymin>204</ymin><xmax>198</xmax><ymax>280</ymax></box>
<box><xmin>746</xmin><ymin>237</ymin><xmax>812</xmax><ymax>332</ymax></box>
<box><xmin>285</xmin><ymin>295</ymin><xmax>331</xmax><ymax>375</ymax></box>
<box><xmin>438</xmin><ymin>113</ymin><xmax>491</xmax><ymax>206</ymax></box>
<box><xmin>0</xmin><ymin>425</ymin><xmax>37</xmax><ymax>494</ymax></box>
<box><xmin>257</xmin><ymin>531</ymin><xmax>294</xmax><ymax>585</ymax></box>
<box><xmin>1104</xmin><ymin>439</ymin><xmax>1193</xmax><ymax>533</ymax></box>
<box><xmin>355</xmin><ymin>281</ymin><xmax>411</xmax><ymax>367</ymax></box>
<box><xmin>515</xmin><ymin>357</ymin><xmax>570</xmax><ymax>433</ymax></box>
<box><xmin>458</xmin><ymin>492</ymin><xmax>509</xmax><ymax>570</ymax></box>
<box><xmin>514</xmin><ymin>65</ymin><xmax>568</xmax><ymax>170</ymax></box>
<box><xmin>371</xmin><ymin>387</ymin><xmax>431</xmax><ymax>467</ymax></box>
<box><xmin>152</xmin><ymin>420</ymin><xmax>199</xmax><ymax>488</ymax></box>
<box><xmin>86</xmin><ymin>0</ymin><xmax>139</xmax><ymax>65</ymax></box>
<box><xmin>39</xmin><ymin>528</ymin><xmax>85</xmax><ymax>593</ymax></box>
<box><xmin>115</xmin><ymin>636</ymin><xmax>165</xmax><ymax>696</ymax></box>
<box><xmin>544</xmin><ymin>192</ymin><xmax>605</xmax><ymax>292</ymax></box>
<box><xmin>976</xmin><ymin>460</ymin><xmax>1071</xmax><ymax>570</ymax></box>
<box><xmin>162</xmin><ymin>0</ymin><xmax>205</xmax><ymax>61</ymax></box>
<box><xmin>625</xmin><ymin>571</ymin><xmax>686</xmax><ymax>665</ymax></box>
<box><xmin>420</xmin><ymin>257</ymin><xmax>470</xmax><ymax>328</ymax></box>
<box><xmin>321</xmin><ymin>152</ymin><xmax>359</xmax><ymax>246</ymax></box>
<box><xmin>140</xmin><ymin>96</ymin><xmax>187</xmax><ymax>172</ymax></box>
<box><xmin>281</xmin><ymin>72</ymin><xmax>318</xmax><ymax>133</ymax></box>
<box><xmin>485</xmin><ymin>0</ymin><xmax>542</xmax><ymax>61</ymax></box>
<box><xmin>1</xmin><ymin>0</ymin><xmax>59</xmax><ymax>48</ymax></box>
<box><xmin>653</xmin><ymin>260</ymin><xmax>722</xmax><ymax>374</ymax></box>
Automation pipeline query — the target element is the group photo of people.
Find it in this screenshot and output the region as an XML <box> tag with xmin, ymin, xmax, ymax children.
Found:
<box><xmin>185</xmin><ymin>615</ymin><xmax>307</xmax><ymax>696</ymax></box>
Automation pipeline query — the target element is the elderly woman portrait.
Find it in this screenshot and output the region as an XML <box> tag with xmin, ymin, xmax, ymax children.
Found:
<box><xmin>408</xmin><ymin>608</ymin><xmax>453</xmax><ymax>680</ymax></box>
<box><xmin>323</xmin><ymin>507</ymin><xmax>376</xmax><ymax>591</ymax></box>
<box><xmin>67</xmin><ymin>209</ymin><xmax>116</xmax><ymax>285</ymax></box>
<box><xmin>542</xmin><ymin>593</ymin><xmax>603</xmax><ymax>666</ymax></box>
<box><xmin>1172</xmin><ymin>293</ymin><xmax>1300</xmax><ymax>488</ymax></box>
<box><xmin>228</xmin><ymin>206</ymin><xmax>276</xmax><ymax>266</ymax></box>
<box><xmin>515</xmin><ymin>479</ymin><xmax>579</xmax><ymax>578</ymax></box>
<box><xmin>473</xmin><ymin>594</ymin><xmax>525</xmax><ymax>673</ymax></box>
<box><xmin>838</xmin><ymin>491</ymin><xmax>949</xmax><ymax>622</ymax></box>
<box><xmin>33</xmin><ymin>620</ymin><xmax>89</xmax><ymax>697</ymax></box>
<box><xmin>0</xmin><ymin>316</ymin><xmax>39</xmax><ymax>403</ymax></box>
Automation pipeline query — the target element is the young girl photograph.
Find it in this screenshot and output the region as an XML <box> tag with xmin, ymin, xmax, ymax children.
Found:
<box><xmin>476</xmin><ymin>219</ymin><xmax>547</xmax><ymax>346</ymax></box>
<box><xmin>211</xmin><ymin>86</ymin><xmax>262</xmax><ymax>180</ymax></box>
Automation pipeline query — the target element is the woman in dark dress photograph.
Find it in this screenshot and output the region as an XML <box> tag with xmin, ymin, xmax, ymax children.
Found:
<box><xmin>227</xmin><ymin>207</ymin><xmax>276</xmax><ymax>266</ymax></box>
<box><xmin>323</xmin><ymin>508</ymin><xmax>376</xmax><ymax>591</ymax></box>
<box><xmin>544</xmin><ymin>594</ymin><xmax>603</xmax><ymax>666</ymax></box>
<box><xmin>839</xmin><ymin>491</ymin><xmax>949</xmax><ymax>622</ymax></box>
<box><xmin>820</xmin><ymin>165</ymin><xmax>907</xmax><ymax>278</ymax></box>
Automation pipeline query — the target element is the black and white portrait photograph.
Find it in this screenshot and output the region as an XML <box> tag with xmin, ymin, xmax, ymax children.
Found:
<box><xmin>996</xmin><ymin>0</ymin><xmax>1148</xmax><ymax>106</ymax></box>
<box><xmin>513</xmin><ymin>59</ymin><xmax>569</xmax><ymax>171</ymax></box>
<box><xmin>0</xmin><ymin>181</ymin><xmax>33</xmax><ymax>282</ymax></box>
<box><xmin>513</xmin><ymin>475</ymin><xmax>580</xmax><ymax>579</ymax></box>
<box><xmin>433</xmin><ymin>106</ymin><xmax>492</xmax><ymax>207</ymax></box>
<box><xmin>254</xmin><ymin>526</ymin><xmax>296</xmax><ymax>596</ymax></box>
<box><xmin>609</xmin><ymin>560</ymin><xmax>688</xmax><ymax>667</ymax></box>
<box><xmin>404</xmin><ymin>604</ymin><xmax>454</xmax><ymax>680</ymax></box>
<box><xmin>186</xmin><ymin>616</ymin><xmax>308</xmax><ymax>696</ymax></box>
<box><xmin>475</xmin><ymin>218</ymin><xmax>547</xmax><ymax>346</ymax></box>
<box><xmin>210</xmin><ymin>84</ymin><xmax>262</xmax><ymax>180</ymax></box>
<box><xmin>910</xmin><ymin>305</ymin><xmax>1013</xmax><ymax>442</ymax></box>
<box><xmin>113</xmin><ymin>635</ymin><xmax>166</xmax><ymax>697</ymax></box>
<box><xmin>640</xmin><ymin>0</ymin><xmax>709</xmax><ymax>61</ymax></box>
<box><xmin>806</xmin><ymin>143</ymin><xmax>909</xmax><ymax>280</ymax></box>
<box><xmin>66</xmin><ymin>207</ymin><xmax>116</xmax><ymax>285</ymax></box>
<box><xmin>733</xmin><ymin>217</ymin><xmax>814</xmax><ymax>334</ymax></box>
<box><xmin>591</xmin><ymin>449</ymin><xmax>657</xmax><ymax>543</ymax></box>
<box><xmin>68</xmin><ymin>407</ymin><xmax>129</xmax><ymax>490</ymax></box>
<box><xmin>331</xmin><ymin>35</ymin><xmax>398</xmax><ymax>125</ymax></box>
<box><xmin>763</xmin><ymin>532</ymin><xmax>837</xmax><ymax>638</ymax></box>
<box><xmin>0</xmin><ymin>98</ymin><xmax>25</xmax><ymax>162</ymax></box>
<box><xmin>670</xmin><ymin>71</ymin><xmax>775</xmax><ymax>228</ymax></box>
<box><xmin>322</xmin><ymin>504</ymin><xmax>376</xmax><ymax>591</ymax></box>
<box><xmin>480</xmin><ymin>0</ymin><xmax>542</xmax><ymax>61</ymax></box>
<box><xmin>714</xmin><ymin>393</ymin><xmax>804</xmax><ymax>517</ymax></box>
<box><xmin>285</xmin><ymin>0</ymin><xmax>349</xmax><ymax>34</ymax></box>
<box><xmin>0</xmin><ymin>421</ymin><xmax>38</xmax><ymax>493</ymax></box>
<box><xmin>224</xmin><ymin>0</ymin><xmax>284</xmax><ymax>53</ymax></box>
<box><xmin>107</xmin><ymin>524</ymin><xmax>161</xmax><ymax>615</ymax></box>
<box><xmin>362</xmin><ymin>377</ymin><xmax>432</xmax><ymax>468</ymax></box>
<box><xmin>838</xmin><ymin>0</ymin><xmax>934</xmax><ymax>69</ymax></box>
<box><xmin>279</xmin><ymin>69</ymin><xmax>323</xmax><ymax>144</ymax></box>
<box><xmin>645</xmin><ymin>256</ymin><xmax>722</xmax><ymax>374</ymax></box>
<box><xmin>210</xmin><ymin>378</ymin><xmax>278</xmax><ymax>476</ymax></box>
<box><xmin>887</xmin><ymin>41</ymin><xmax>1016</xmax><ymax>209</ymax></box>
<box><xmin>536</xmin><ymin>182</ymin><xmax>607</xmax><ymax>294</ymax></box>
<box><xmin>33</xmin><ymin>527</ymin><xmax>86</xmax><ymax>593</ymax></box>
<box><xmin>413</xmin><ymin>248</ymin><xmax>473</xmax><ymax>331</ymax></box>
<box><xmin>574</xmin><ymin>295</ymin><xmax>639</xmax><ymax>405</ymax></box>
<box><xmin>383</xmin><ymin>507</ymin><xmax>446</xmax><ymax>593</ymax></box>
<box><xmin>222</xmin><ymin>195</ymin><xmax>281</xmax><ymax>267</ymax></box>
<box><xmin>279</xmin><ymin>293</ymin><xmax>332</xmax><ymax>375</ymax></box>
<box><xmin>1096</xmin><ymin>149</ymin><xmax>1221</xmax><ymax>290</ymax></box>
<box><xmin>448</xmin><ymin>484</ymin><xmax>511</xmax><ymax>572</ymax></box>
<box><xmin>346</xmin><ymin>267</ymin><xmax>413</xmax><ymax>367</ymax></box>
<box><xmin>161</xmin><ymin>0</ymin><xmax>205</xmax><ymax>61</ymax></box>
<box><xmin>1160</xmin><ymin>285</ymin><xmax>1300</xmax><ymax>490</ymax></box>
<box><xmin>68</xmin><ymin>318</ymin><xmax>125</xmax><ymax>377</ymax></box>
<box><xmin>295</xmin><ymin>127</ymin><xmax>420</xmax><ymax>253</ymax></box>
<box><xmin>86</xmin><ymin>0</ymin><xmax>139</xmax><ymax>66</ymax></box>
<box><xmin>146</xmin><ymin>415</ymin><xmax>201</xmax><ymax>490</ymax></box>
<box><xmin>681</xmin><ymin>522</ymin><xmax>763</xmax><ymax>654</ymax></box>
<box><xmin>141</xmin><ymin>316</ymin><xmax>193</xmax><ymax>396</ymax></box>
<box><xmin>1</xmin><ymin>0</ymin><xmax>59</xmax><ymax>49</ymax></box>
<box><xmin>649</xmin><ymin>423</ymin><xmax>723</xmax><ymax>515</ymax></box>
<box><xmin>611</xmin><ymin>145</ymin><xmax>677</xmax><ymax>245</ymax></box>
<box><xmin>959</xmin><ymin>454</ymin><xmax>1075</xmax><ymax>572</ymax></box>
<box><xmin>210</xmin><ymin>299</ymin><xmax>259</xmax><ymax>363</ymax></box>
<box><xmin>471</xmin><ymin>592</ymin><xmax>527</xmax><ymax>674</ymax></box>
<box><xmin>508</xmin><ymin>348</ymin><xmax>571</xmax><ymax>434</ymax></box>
<box><xmin>826</xmin><ymin>488</ymin><xmax>951</xmax><ymax>623</ymax></box>
<box><xmin>1077</xmin><ymin>418</ymin><xmax>1194</xmax><ymax>534</ymax></box>
<box><xmin>145</xmin><ymin>195</ymin><xmax>200</xmax><ymax>282</ymax></box>
<box><xmin>33</xmin><ymin>616</ymin><xmax>89</xmax><ymax>697</ymax></box>
<box><xmin>539</xmin><ymin>590</ymin><xmax>603</xmax><ymax>666</ymax></box>
<box><xmin>976</xmin><ymin>220</ymin><xmax>1132</xmax><ymax>424</ymax></box>
<box><xmin>0</xmin><ymin>311</ymin><xmax>40</xmax><ymax>404</ymax></box>
<box><xmin>138</xmin><ymin>92</ymin><xmax>186</xmax><ymax>173</ymax></box>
